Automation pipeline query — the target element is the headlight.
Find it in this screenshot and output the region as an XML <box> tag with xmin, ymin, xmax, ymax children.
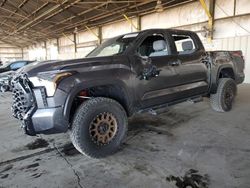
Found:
<box><xmin>29</xmin><ymin>71</ymin><xmax>74</xmax><ymax>97</ymax></box>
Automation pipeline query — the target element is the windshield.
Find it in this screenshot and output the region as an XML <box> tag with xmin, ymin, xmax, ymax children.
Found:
<box><xmin>87</xmin><ymin>33</ymin><xmax>139</xmax><ymax>58</ymax></box>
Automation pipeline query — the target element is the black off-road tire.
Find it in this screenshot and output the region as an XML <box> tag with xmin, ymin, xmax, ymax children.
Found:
<box><xmin>69</xmin><ymin>97</ymin><xmax>128</xmax><ymax>158</ymax></box>
<box><xmin>210</xmin><ymin>78</ymin><xmax>237</xmax><ymax>112</ymax></box>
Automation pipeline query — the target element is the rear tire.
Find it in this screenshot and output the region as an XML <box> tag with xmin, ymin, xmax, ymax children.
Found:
<box><xmin>70</xmin><ymin>97</ymin><xmax>128</xmax><ymax>158</ymax></box>
<box><xmin>210</xmin><ymin>78</ymin><xmax>237</xmax><ymax>112</ymax></box>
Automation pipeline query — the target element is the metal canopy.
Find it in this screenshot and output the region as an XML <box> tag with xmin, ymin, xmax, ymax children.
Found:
<box><xmin>0</xmin><ymin>0</ymin><xmax>194</xmax><ymax>47</ymax></box>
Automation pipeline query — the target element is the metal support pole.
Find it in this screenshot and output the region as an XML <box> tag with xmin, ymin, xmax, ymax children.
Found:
<box><xmin>21</xmin><ymin>48</ymin><xmax>24</xmax><ymax>59</ymax></box>
<box><xmin>137</xmin><ymin>15</ymin><xmax>141</xmax><ymax>31</ymax></box>
<box><xmin>233</xmin><ymin>0</ymin><xmax>237</xmax><ymax>16</ymax></box>
<box><xmin>199</xmin><ymin>0</ymin><xmax>214</xmax><ymax>42</ymax></box>
<box><xmin>56</xmin><ymin>38</ymin><xmax>60</xmax><ymax>54</ymax></box>
<box><xmin>44</xmin><ymin>41</ymin><xmax>47</xmax><ymax>60</ymax></box>
<box><xmin>209</xmin><ymin>0</ymin><xmax>215</xmax><ymax>40</ymax></box>
<box><xmin>98</xmin><ymin>26</ymin><xmax>102</xmax><ymax>45</ymax></box>
<box><xmin>73</xmin><ymin>33</ymin><xmax>77</xmax><ymax>53</ymax></box>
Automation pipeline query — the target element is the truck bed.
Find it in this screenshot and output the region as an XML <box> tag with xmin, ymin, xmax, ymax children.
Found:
<box><xmin>208</xmin><ymin>50</ymin><xmax>245</xmax><ymax>84</ymax></box>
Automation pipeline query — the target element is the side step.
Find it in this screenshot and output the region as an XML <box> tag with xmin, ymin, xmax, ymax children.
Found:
<box><xmin>138</xmin><ymin>96</ymin><xmax>203</xmax><ymax>115</ymax></box>
<box><xmin>188</xmin><ymin>96</ymin><xmax>203</xmax><ymax>104</ymax></box>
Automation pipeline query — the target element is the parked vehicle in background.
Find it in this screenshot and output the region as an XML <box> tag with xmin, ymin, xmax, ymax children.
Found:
<box><xmin>0</xmin><ymin>60</ymin><xmax>34</xmax><ymax>74</ymax></box>
<box><xmin>0</xmin><ymin>60</ymin><xmax>34</xmax><ymax>92</ymax></box>
<box><xmin>10</xmin><ymin>29</ymin><xmax>245</xmax><ymax>158</ymax></box>
<box><xmin>0</xmin><ymin>71</ymin><xmax>15</xmax><ymax>92</ymax></box>
<box><xmin>0</xmin><ymin>60</ymin><xmax>57</xmax><ymax>92</ymax></box>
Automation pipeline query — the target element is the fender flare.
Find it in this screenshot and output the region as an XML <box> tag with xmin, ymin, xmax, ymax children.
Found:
<box><xmin>63</xmin><ymin>79</ymin><xmax>133</xmax><ymax>122</ymax></box>
<box><xmin>210</xmin><ymin>64</ymin><xmax>235</xmax><ymax>93</ymax></box>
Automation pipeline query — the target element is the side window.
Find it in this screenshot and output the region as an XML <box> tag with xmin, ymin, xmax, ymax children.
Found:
<box><xmin>10</xmin><ymin>61</ymin><xmax>27</xmax><ymax>70</ymax></box>
<box><xmin>137</xmin><ymin>34</ymin><xmax>169</xmax><ymax>57</ymax></box>
<box><xmin>172</xmin><ymin>34</ymin><xmax>196</xmax><ymax>55</ymax></box>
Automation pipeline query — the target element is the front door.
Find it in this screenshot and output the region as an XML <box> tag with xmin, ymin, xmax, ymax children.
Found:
<box><xmin>130</xmin><ymin>30</ymin><xmax>183</xmax><ymax>109</ymax></box>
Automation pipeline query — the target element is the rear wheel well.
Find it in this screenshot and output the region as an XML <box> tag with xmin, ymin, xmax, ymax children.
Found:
<box><xmin>219</xmin><ymin>68</ymin><xmax>235</xmax><ymax>80</ymax></box>
<box><xmin>68</xmin><ymin>85</ymin><xmax>131</xmax><ymax>124</ymax></box>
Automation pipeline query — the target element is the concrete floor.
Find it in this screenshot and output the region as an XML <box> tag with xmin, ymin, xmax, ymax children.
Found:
<box><xmin>0</xmin><ymin>84</ymin><xmax>249</xmax><ymax>188</ymax></box>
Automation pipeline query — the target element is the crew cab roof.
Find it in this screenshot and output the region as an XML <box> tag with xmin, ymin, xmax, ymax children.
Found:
<box><xmin>129</xmin><ymin>28</ymin><xmax>197</xmax><ymax>36</ymax></box>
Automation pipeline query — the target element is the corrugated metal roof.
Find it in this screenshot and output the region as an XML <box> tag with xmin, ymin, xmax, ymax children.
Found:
<box><xmin>0</xmin><ymin>0</ymin><xmax>194</xmax><ymax>47</ymax></box>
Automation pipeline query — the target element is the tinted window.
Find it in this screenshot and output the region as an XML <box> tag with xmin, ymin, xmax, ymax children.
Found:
<box><xmin>172</xmin><ymin>34</ymin><xmax>196</xmax><ymax>55</ymax></box>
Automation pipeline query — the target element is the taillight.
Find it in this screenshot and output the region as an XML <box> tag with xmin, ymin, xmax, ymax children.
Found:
<box><xmin>231</xmin><ymin>51</ymin><xmax>242</xmax><ymax>57</ymax></box>
<box><xmin>231</xmin><ymin>51</ymin><xmax>245</xmax><ymax>62</ymax></box>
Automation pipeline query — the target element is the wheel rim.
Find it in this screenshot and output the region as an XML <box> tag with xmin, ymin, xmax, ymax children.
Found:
<box><xmin>224</xmin><ymin>86</ymin><xmax>234</xmax><ymax>108</ymax></box>
<box><xmin>89</xmin><ymin>112</ymin><xmax>118</xmax><ymax>145</ymax></box>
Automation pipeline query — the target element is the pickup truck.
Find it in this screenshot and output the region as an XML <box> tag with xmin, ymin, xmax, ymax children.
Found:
<box><xmin>0</xmin><ymin>60</ymin><xmax>35</xmax><ymax>74</ymax></box>
<box><xmin>11</xmin><ymin>29</ymin><xmax>245</xmax><ymax>158</ymax></box>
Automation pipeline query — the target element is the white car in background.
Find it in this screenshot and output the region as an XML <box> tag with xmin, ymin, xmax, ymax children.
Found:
<box><xmin>0</xmin><ymin>60</ymin><xmax>57</xmax><ymax>92</ymax></box>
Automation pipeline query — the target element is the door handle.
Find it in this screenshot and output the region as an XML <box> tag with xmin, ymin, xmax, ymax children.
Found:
<box><xmin>170</xmin><ymin>60</ymin><xmax>181</xmax><ymax>66</ymax></box>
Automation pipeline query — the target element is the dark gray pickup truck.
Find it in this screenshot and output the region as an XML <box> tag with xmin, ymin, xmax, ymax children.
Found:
<box><xmin>11</xmin><ymin>29</ymin><xmax>245</xmax><ymax>158</ymax></box>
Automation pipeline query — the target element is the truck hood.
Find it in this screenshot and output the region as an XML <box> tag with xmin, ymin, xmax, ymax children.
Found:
<box><xmin>19</xmin><ymin>56</ymin><xmax>114</xmax><ymax>77</ymax></box>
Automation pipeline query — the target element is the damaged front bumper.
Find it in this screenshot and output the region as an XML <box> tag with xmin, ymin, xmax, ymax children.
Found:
<box><xmin>11</xmin><ymin>73</ymin><xmax>68</xmax><ymax>136</ymax></box>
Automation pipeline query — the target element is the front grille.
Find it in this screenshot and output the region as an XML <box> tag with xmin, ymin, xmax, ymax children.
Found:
<box><xmin>11</xmin><ymin>73</ymin><xmax>34</xmax><ymax>120</ymax></box>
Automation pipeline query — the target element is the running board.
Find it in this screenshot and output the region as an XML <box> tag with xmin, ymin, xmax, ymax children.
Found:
<box><xmin>187</xmin><ymin>96</ymin><xmax>203</xmax><ymax>104</ymax></box>
<box><xmin>138</xmin><ymin>95</ymin><xmax>203</xmax><ymax>115</ymax></box>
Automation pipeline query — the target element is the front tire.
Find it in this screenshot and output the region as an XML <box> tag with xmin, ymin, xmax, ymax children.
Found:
<box><xmin>70</xmin><ymin>97</ymin><xmax>128</xmax><ymax>158</ymax></box>
<box><xmin>210</xmin><ymin>78</ymin><xmax>237</xmax><ymax>112</ymax></box>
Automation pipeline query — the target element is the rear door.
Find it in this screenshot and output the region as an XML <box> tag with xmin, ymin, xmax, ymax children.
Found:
<box><xmin>168</xmin><ymin>31</ymin><xmax>209</xmax><ymax>98</ymax></box>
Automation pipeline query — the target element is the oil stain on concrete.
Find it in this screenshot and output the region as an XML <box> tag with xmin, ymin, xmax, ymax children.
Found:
<box><xmin>166</xmin><ymin>169</ymin><xmax>210</xmax><ymax>188</ymax></box>
<box><xmin>25</xmin><ymin>138</ymin><xmax>49</xmax><ymax>150</ymax></box>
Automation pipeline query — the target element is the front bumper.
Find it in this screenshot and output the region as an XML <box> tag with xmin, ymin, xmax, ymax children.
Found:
<box><xmin>27</xmin><ymin>106</ymin><xmax>68</xmax><ymax>135</ymax></box>
<box><xmin>25</xmin><ymin>90</ymin><xmax>69</xmax><ymax>136</ymax></box>
<box><xmin>12</xmin><ymin>74</ymin><xmax>69</xmax><ymax>136</ymax></box>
